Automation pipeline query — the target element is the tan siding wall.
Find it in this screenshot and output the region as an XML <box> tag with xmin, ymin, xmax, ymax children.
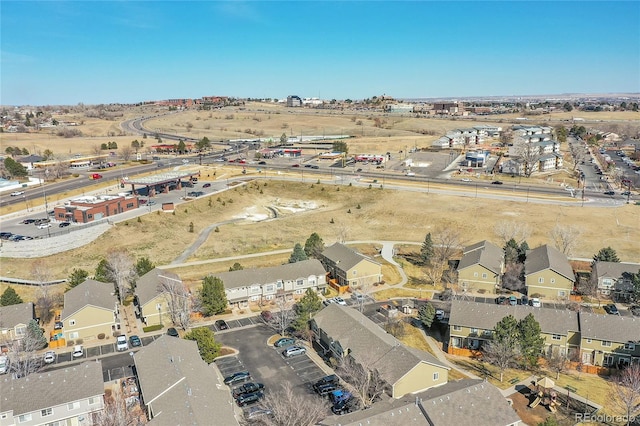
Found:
<box><xmin>394</xmin><ymin>363</ymin><xmax>448</xmax><ymax>397</ymax></box>
<box><xmin>141</xmin><ymin>294</ymin><xmax>171</xmax><ymax>327</ymax></box>
<box><xmin>64</xmin><ymin>307</ymin><xmax>115</xmax><ymax>341</ymax></box>
<box><xmin>526</xmin><ymin>270</ymin><xmax>573</xmax><ymax>299</ymax></box>
<box><xmin>347</xmin><ymin>259</ymin><xmax>382</xmax><ymax>287</ymax></box>
<box><xmin>458</xmin><ymin>265</ymin><xmax>500</xmax><ymax>294</ymax></box>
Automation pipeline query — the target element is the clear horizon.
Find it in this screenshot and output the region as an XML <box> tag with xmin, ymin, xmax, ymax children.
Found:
<box><xmin>2</xmin><ymin>1</ymin><xmax>639</xmax><ymax>106</ymax></box>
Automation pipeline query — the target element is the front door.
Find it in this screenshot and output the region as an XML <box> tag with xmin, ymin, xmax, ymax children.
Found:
<box><xmin>582</xmin><ymin>351</ymin><xmax>592</xmax><ymax>364</ymax></box>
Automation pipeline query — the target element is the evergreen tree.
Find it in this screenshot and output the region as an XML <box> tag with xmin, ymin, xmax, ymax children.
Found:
<box><xmin>67</xmin><ymin>268</ymin><xmax>89</xmax><ymax>291</ymax></box>
<box><xmin>27</xmin><ymin>319</ymin><xmax>47</xmax><ymax>350</ymax></box>
<box><xmin>3</xmin><ymin>157</ymin><xmax>28</xmax><ymax>177</ymax></box>
<box><xmin>94</xmin><ymin>259</ymin><xmax>110</xmax><ymax>282</ymax></box>
<box><xmin>0</xmin><ymin>286</ymin><xmax>23</xmax><ymax>306</ymax></box>
<box><xmin>177</xmin><ymin>140</ymin><xmax>187</xmax><ymax>154</ymax></box>
<box><xmin>199</xmin><ymin>276</ymin><xmax>228</xmax><ymax>316</ymax></box>
<box><xmin>518</xmin><ymin>241</ymin><xmax>529</xmax><ymax>263</ymax></box>
<box><xmin>493</xmin><ymin>315</ymin><xmax>520</xmax><ymax>350</ymax></box>
<box><xmin>292</xmin><ymin>288</ymin><xmax>322</xmax><ymax>331</ymax></box>
<box><xmin>135</xmin><ymin>257</ymin><xmax>155</xmax><ymax>276</ymax></box>
<box><xmin>420</xmin><ymin>233</ymin><xmax>434</xmax><ymax>265</ymax></box>
<box><xmin>304</xmin><ymin>233</ymin><xmax>325</xmax><ymax>259</ymax></box>
<box><xmin>289</xmin><ymin>243</ymin><xmax>308</xmax><ymax>263</ymax></box>
<box><xmin>518</xmin><ymin>313</ymin><xmax>545</xmax><ymax>369</ymax></box>
<box><xmin>229</xmin><ymin>262</ymin><xmax>244</xmax><ymax>271</ymax></box>
<box><xmin>184</xmin><ymin>327</ymin><xmax>221</xmax><ymax>364</ymax></box>
<box><xmin>593</xmin><ymin>247</ymin><xmax>620</xmax><ymax>264</ymax></box>
<box><xmin>418</xmin><ymin>302</ymin><xmax>436</xmax><ymax>328</ymax></box>
<box><xmin>504</xmin><ymin>238</ymin><xmax>520</xmax><ymax>264</ymax></box>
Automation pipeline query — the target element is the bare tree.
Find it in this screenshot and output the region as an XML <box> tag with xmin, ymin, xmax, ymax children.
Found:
<box><xmin>482</xmin><ymin>339</ymin><xmax>518</xmax><ymax>382</ymax></box>
<box><xmin>516</xmin><ymin>142</ymin><xmax>541</xmax><ymax>177</ymax></box>
<box><xmin>433</xmin><ymin>226</ymin><xmax>464</xmax><ymax>264</ymax></box>
<box><xmin>568</xmin><ymin>143</ymin><xmax>585</xmax><ymax>171</ymax></box>
<box><xmin>91</xmin><ymin>144</ymin><xmax>102</xmax><ymax>156</ymax></box>
<box><xmin>158</xmin><ymin>275</ymin><xmax>192</xmax><ymax>330</ymax></box>
<box><xmin>92</xmin><ymin>385</ymin><xmax>146</xmax><ymax>426</ymax></box>
<box><xmin>105</xmin><ymin>250</ymin><xmax>137</xmax><ymax>302</ymax></box>
<box><xmin>51</xmin><ymin>158</ymin><xmax>70</xmax><ymax>179</ymax></box>
<box><xmin>502</xmin><ymin>263</ymin><xmax>525</xmax><ymax>292</ymax></box>
<box><xmin>424</xmin><ymin>261</ymin><xmax>445</xmax><ymax>287</ymax></box>
<box><xmin>5</xmin><ymin>320</ymin><xmax>47</xmax><ymax>378</ymax></box>
<box><xmin>494</xmin><ymin>221</ymin><xmax>532</xmax><ymax>245</ymax></box>
<box><xmin>120</xmin><ymin>146</ymin><xmax>133</xmax><ymax>162</ymax></box>
<box><xmin>258</xmin><ymin>381</ymin><xmax>328</xmax><ymax>426</ymax></box>
<box><xmin>337</xmin><ymin>354</ymin><xmax>388</xmax><ymax>408</ymax></box>
<box><xmin>31</xmin><ymin>260</ymin><xmax>55</xmax><ymax>322</ymax></box>
<box><xmin>611</xmin><ymin>363</ymin><xmax>640</xmax><ymax>426</ymax></box>
<box><xmin>546</xmin><ymin>351</ymin><xmax>569</xmax><ymax>380</ymax></box>
<box><xmin>550</xmin><ymin>223</ymin><xmax>581</xmax><ymax>256</ymax></box>
<box><xmin>262</xmin><ymin>297</ymin><xmax>296</xmax><ymax>337</ymax></box>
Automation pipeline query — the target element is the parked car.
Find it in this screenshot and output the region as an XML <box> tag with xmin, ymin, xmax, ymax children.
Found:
<box><xmin>521</xmin><ymin>295</ymin><xmax>529</xmax><ymax>306</ymax></box>
<box><xmin>20</xmin><ymin>219</ymin><xmax>36</xmax><ymax>224</ymax></box>
<box><xmin>273</xmin><ymin>337</ymin><xmax>295</xmax><ymax>348</ymax></box>
<box><xmin>282</xmin><ymin>345</ymin><xmax>306</xmax><ymax>358</ymax></box>
<box><xmin>244</xmin><ymin>406</ymin><xmax>272</xmax><ymax>421</ymax></box>
<box><xmin>508</xmin><ymin>296</ymin><xmax>518</xmax><ymax>306</ymax></box>
<box><xmin>604</xmin><ymin>190</ymin><xmax>615</xmax><ymax>196</ymax></box>
<box><xmin>167</xmin><ymin>327</ymin><xmax>179</xmax><ymax>337</ymax></box>
<box><xmin>10</xmin><ymin>191</ymin><xmax>25</xmax><ymax>196</ymax></box>
<box><xmin>37</xmin><ymin>223</ymin><xmax>51</xmax><ymax>229</ymax></box>
<box><xmin>495</xmin><ymin>296</ymin><xmax>508</xmax><ymax>305</ymax></box>
<box><xmin>605</xmin><ymin>304</ymin><xmax>620</xmax><ymax>315</ymax></box>
<box><xmin>54</xmin><ymin>321</ymin><xmax>63</xmax><ymax>330</ymax></box>
<box><xmin>232</xmin><ymin>382</ymin><xmax>265</xmax><ymax>398</ymax></box>
<box><xmin>203</xmin><ymin>183</ymin><xmax>211</xmax><ymax>188</ymax></box>
<box><xmin>129</xmin><ymin>335</ymin><xmax>142</xmax><ymax>347</ymax></box>
<box><xmin>314</xmin><ymin>383</ymin><xmax>339</xmax><ymax>397</ymax></box>
<box><xmin>260</xmin><ymin>310</ymin><xmax>273</xmax><ymax>322</ymax></box>
<box><xmin>351</xmin><ymin>293</ymin><xmax>366</xmax><ymax>302</ymax></box>
<box><xmin>224</xmin><ymin>371</ymin><xmax>251</xmax><ymax>386</ymax></box>
<box><xmin>333</xmin><ymin>297</ymin><xmax>347</xmax><ymax>306</ymax></box>
<box><xmin>329</xmin><ymin>389</ymin><xmax>352</xmax><ymax>405</ymax></box>
<box><xmin>332</xmin><ymin>398</ymin><xmax>358</xmax><ymax>415</ymax></box>
<box><xmin>323</xmin><ymin>298</ymin><xmax>336</xmax><ymax>307</ymax></box>
<box><xmin>621</xmin><ymin>191</ymin><xmax>631</xmax><ymax>196</ymax></box>
<box><xmin>59</xmin><ymin>222</ymin><xmax>71</xmax><ymax>228</ymax></box>
<box><xmin>314</xmin><ymin>374</ymin><xmax>339</xmax><ymax>388</ymax></box>
<box><xmin>434</xmin><ymin>309</ymin><xmax>445</xmax><ymax>321</ymax></box>
<box><xmin>630</xmin><ymin>305</ymin><xmax>640</xmax><ymax>316</ymax></box>
<box><xmin>215</xmin><ymin>320</ymin><xmax>229</xmax><ymax>330</ymax></box>
<box><xmin>72</xmin><ymin>345</ymin><xmax>84</xmax><ymax>358</ymax></box>
<box><xmin>236</xmin><ymin>390</ymin><xmax>264</xmax><ymax>407</ymax></box>
<box><xmin>291</xmin><ymin>164</ymin><xmax>300</xmax><ymax>168</ymax></box>
<box><xmin>257</xmin><ymin>161</ymin><xmax>267</xmax><ymax>165</ymax></box>
<box><xmin>116</xmin><ymin>335</ymin><xmax>129</xmax><ymax>351</ymax></box>
<box><xmin>529</xmin><ymin>298</ymin><xmax>541</xmax><ymax>308</ymax></box>
<box><xmin>43</xmin><ymin>351</ymin><xmax>56</xmax><ymax>364</ymax></box>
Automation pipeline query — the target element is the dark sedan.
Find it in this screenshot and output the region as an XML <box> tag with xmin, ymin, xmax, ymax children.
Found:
<box><xmin>215</xmin><ymin>320</ymin><xmax>229</xmax><ymax>330</ymax></box>
<box><xmin>129</xmin><ymin>335</ymin><xmax>142</xmax><ymax>347</ymax></box>
<box><xmin>224</xmin><ymin>371</ymin><xmax>251</xmax><ymax>386</ymax></box>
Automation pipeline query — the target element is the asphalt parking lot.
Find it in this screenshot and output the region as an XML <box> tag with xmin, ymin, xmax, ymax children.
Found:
<box><xmin>215</xmin><ymin>325</ymin><xmax>329</xmax><ymax>410</ymax></box>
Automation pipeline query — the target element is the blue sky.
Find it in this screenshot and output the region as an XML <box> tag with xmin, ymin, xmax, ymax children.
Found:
<box><xmin>2</xmin><ymin>1</ymin><xmax>639</xmax><ymax>105</ymax></box>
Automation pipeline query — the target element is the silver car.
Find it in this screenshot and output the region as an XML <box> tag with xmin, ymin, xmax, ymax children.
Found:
<box><xmin>282</xmin><ymin>345</ymin><xmax>306</xmax><ymax>358</ymax></box>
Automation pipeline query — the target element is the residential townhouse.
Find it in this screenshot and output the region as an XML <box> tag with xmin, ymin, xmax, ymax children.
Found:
<box><xmin>524</xmin><ymin>245</ymin><xmax>575</xmax><ymax>300</ymax></box>
<box><xmin>592</xmin><ymin>261</ymin><xmax>640</xmax><ymax>299</ymax></box>
<box><xmin>457</xmin><ymin>240</ymin><xmax>504</xmax><ymax>294</ymax></box>
<box><xmin>0</xmin><ymin>362</ymin><xmax>104</xmax><ymax>426</ymax></box>
<box><xmin>0</xmin><ymin>302</ymin><xmax>35</xmax><ymax>344</ymax></box>
<box><xmin>319</xmin><ymin>379</ymin><xmax>521</xmax><ymax>426</ymax></box>
<box><xmin>212</xmin><ymin>259</ymin><xmax>327</xmax><ymax>308</ymax></box>
<box><xmin>134</xmin><ymin>336</ymin><xmax>238</xmax><ymax>425</ymax></box>
<box><xmin>578</xmin><ymin>312</ymin><xmax>640</xmax><ymax>368</ymax></box>
<box><xmin>448</xmin><ymin>300</ymin><xmax>581</xmax><ymax>357</ymax></box>
<box><xmin>311</xmin><ymin>304</ymin><xmax>450</xmax><ymax>398</ymax></box>
<box><xmin>61</xmin><ymin>279</ymin><xmax>120</xmax><ymax>343</ymax></box>
<box><xmin>133</xmin><ymin>268</ymin><xmax>184</xmax><ymax>327</ymax></box>
<box><xmin>319</xmin><ymin>243</ymin><xmax>382</xmax><ymax>290</ymax></box>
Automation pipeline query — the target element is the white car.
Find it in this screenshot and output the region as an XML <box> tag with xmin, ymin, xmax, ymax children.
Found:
<box><xmin>116</xmin><ymin>335</ymin><xmax>129</xmax><ymax>351</ymax></box>
<box><xmin>10</xmin><ymin>191</ymin><xmax>25</xmax><ymax>196</ymax></box>
<box><xmin>37</xmin><ymin>223</ymin><xmax>51</xmax><ymax>229</ymax></box>
<box><xmin>72</xmin><ymin>345</ymin><xmax>84</xmax><ymax>358</ymax></box>
<box><xmin>43</xmin><ymin>350</ymin><xmax>56</xmax><ymax>364</ymax></box>
<box><xmin>529</xmin><ymin>298</ymin><xmax>542</xmax><ymax>308</ymax></box>
<box><xmin>461</xmin><ymin>178</ymin><xmax>472</xmax><ymax>182</ymax></box>
<box><xmin>333</xmin><ymin>297</ymin><xmax>347</xmax><ymax>306</ymax></box>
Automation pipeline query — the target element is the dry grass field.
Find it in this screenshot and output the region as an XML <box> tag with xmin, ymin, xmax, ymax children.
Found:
<box><xmin>2</xmin><ymin>179</ymin><xmax>638</xmax><ymax>287</ymax></box>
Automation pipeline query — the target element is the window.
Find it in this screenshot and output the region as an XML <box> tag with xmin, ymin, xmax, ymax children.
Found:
<box><xmin>69</xmin><ymin>332</ymin><xmax>79</xmax><ymax>339</ymax></box>
<box><xmin>87</xmin><ymin>214</ymin><xmax>93</xmax><ymax>219</ymax></box>
<box><xmin>265</xmin><ymin>284</ymin><xmax>275</xmax><ymax>293</ymax></box>
<box><xmin>586</xmin><ymin>338</ymin><xmax>592</xmax><ymax>343</ymax></box>
<box><xmin>624</xmin><ymin>342</ymin><xmax>635</xmax><ymax>351</ymax></box>
<box><xmin>602</xmin><ymin>341</ymin><xmax>612</xmax><ymax>347</ymax></box>
<box><xmin>88</xmin><ymin>397</ymin><xmax>98</xmax><ymax>405</ymax></box>
<box><xmin>558</xmin><ymin>290</ymin><xmax>566</xmax><ymax>297</ymax></box>
<box><xmin>538</xmin><ymin>277</ymin><xmax>544</xmax><ymax>283</ymax></box>
<box><xmin>69</xmin><ymin>319</ymin><xmax>76</xmax><ymax>326</ymax></box>
<box><xmin>604</xmin><ymin>354</ymin><xmax>614</xmax><ymax>366</ymax></box>
<box><xmin>295</xmin><ymin>289</ymin><xmax>303</xmax><ymax>295</ymax></box>
<box><xmin>433</xmin><ymin>372</ymin><xmax>439</xmax><ymax>381</ymax></box>
<box><xmin>552</xmin><ymin>334</ymin><xmax>561</xmax><ymax>341</ymax></box>
<box><xmin>18</xmin><ymin>414</ymin><xmax>32</xmax><ymax>423</ymax></box>
<box><xmin>276</xmin><ymin>280</ymin><xmax>283</xmax><ymax>289</ymax></box>
<box><xmin>296</xmin><ymin>279</ymin><xmax>304</xmax><ymax>287</ymax></box>
<box><xmin>41</xmin><ymin>408</ymin><xmax>53</xmax><ymax>417</ymax></box>
<box><xmin>126</xmin><ymin>202</ymin><xmax>134</xmax><ymax>208</ymax></box>
<box><xmin>68</xmin><ymin>402</ymin><xmax>80</xmax><ymax>410</ymax></box>
<box><xmin>473</xmin><ymin>272</ymin><xmax>478</xmax><ymax>277</ymax></box>
<box><xmin>453</xmin><ymin>325</ymin><xmax>461</xmax><ymax>331</ymax></box>
<box><xmin>470</xmin><ymin>328</ymin><xmax>478</xmax><ymax>334</ymax></box>
<box><xmin>264</xmin><ymin>295</ymin><xmax>273</xmax><ymax>300</ymax></box>
<box><xmin>550</xmin><ymin>278</ymin><xmax>556</xmax><ymax>284</ymax></box>
<box><xmin>481</xmin><ymin>273</ymin><xmax>487</xmax><ymax>279</ymax></box>
<box><xmin>352</xmin><ymin>270</ymin><xmax>357</xmax><ymax>276</ymax></box>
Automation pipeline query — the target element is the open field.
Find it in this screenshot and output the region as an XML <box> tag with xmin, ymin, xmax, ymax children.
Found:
<box><xmin>2</xmin><ymin>179</ymin><xmax>639</xmax><ymax>286</ymax></box>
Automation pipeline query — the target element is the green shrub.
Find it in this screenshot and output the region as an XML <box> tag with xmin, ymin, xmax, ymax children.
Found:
<box><xmin>143</xmin><ymin>324</ymin><xmax>163</xmax><ymax>333</ymax></box>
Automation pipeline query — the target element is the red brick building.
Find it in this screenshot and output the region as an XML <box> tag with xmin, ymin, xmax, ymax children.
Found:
<box><xmin>54</xmin><ymin>195</ymin><xmax>139</xmax><ymax>224</ymax></box>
